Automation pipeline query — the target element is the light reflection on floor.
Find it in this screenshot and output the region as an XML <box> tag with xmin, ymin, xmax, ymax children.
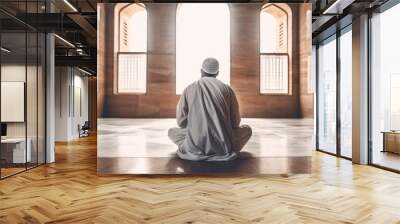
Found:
<box><xmin>372</xmin><ymin>150</ymin><xmax>400</xmax><ymax>171</ymax></box>
<box><xmin>98</xmin><ymin>118</ymin><xmax>314</xmax><ymax>158</ymax></box>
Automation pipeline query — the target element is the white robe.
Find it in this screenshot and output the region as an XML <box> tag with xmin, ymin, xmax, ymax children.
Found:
<box><xmin>174</xmin><ymin>77</ymin><xmax>242</xmax><ymax>161</ymax></box>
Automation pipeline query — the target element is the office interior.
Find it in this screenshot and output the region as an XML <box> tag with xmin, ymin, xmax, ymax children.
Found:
<box><xmin>0</xmin><ymin>0</ymin><xmax>97</xmax><ymax>179</ymax></box>
<box><xmin>0</xmin><ymin>0</ymin><xmax>400</xmax><ymax>222</ymax></box>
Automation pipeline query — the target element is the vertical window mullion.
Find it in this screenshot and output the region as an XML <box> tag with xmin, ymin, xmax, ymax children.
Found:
<box><xmin>337</xmin><ymin>30</ymin><xmax>341</xmax><ymax>157</ymax></box>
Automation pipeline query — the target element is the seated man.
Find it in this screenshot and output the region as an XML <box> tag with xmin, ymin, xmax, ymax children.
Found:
<box><xmin>168</xmin><ymin>58</ymin><xmax>252</xmax><ymax>161</ymax></box>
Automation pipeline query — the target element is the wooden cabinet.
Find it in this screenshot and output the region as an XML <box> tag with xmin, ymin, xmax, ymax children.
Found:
<box><xmin>382</xmin><ymin>132</ymin><xmax>400</xmax><ymax>154</ymax></box>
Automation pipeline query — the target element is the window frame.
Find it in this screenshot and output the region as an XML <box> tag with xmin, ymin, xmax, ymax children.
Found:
<box><xmin>115</xmin><ymin>3</ymin><xmax>148</xmax><ymax>95</ymax></box>
<box><xmin>368</xmin><ymin>1</ymin><xmax>400</xmax><ymax>172</ymax></box>
<box><xmin>315</xmin><ymin>24</ymin><xmax>354</xmax><ymax>161</ymax></box>
<box><xmin>259</xmin><ymin>3</ymin><xmax>291</xmax><ymax>95</ymax></box>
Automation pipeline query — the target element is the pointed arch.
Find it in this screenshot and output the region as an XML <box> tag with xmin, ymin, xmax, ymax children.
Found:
<box><xmin>260</xmin><ymin>3</ymin><xmax>292</xmax><ymax>94</ymax></box>
<box><xmin>115</xmin><ymin>3</ymin><xmax>147</xmax><ymax>94</ymax></box>
<box><xmin>176</xmin><ymin>3</ymin><xmax>231</xmax><ymax>94</ymax></box>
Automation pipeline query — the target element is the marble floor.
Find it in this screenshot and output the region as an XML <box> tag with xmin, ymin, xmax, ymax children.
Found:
<box><xmin>97</xmin><ymin>118</ymin><xmax>314</xmax><ymax>175</ymax></box>
<box><xmin>98</xmin><ymin>118</ymin><xmax>313</xmax><ymax>158</ymax></box>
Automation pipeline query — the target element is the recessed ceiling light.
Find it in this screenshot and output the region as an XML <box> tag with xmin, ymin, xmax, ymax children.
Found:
<box><xmin>63</xmin><ymin>0</ymin><xmax>78</xmax><ymax>12</ymax></box>
<box><xmin>78</xmin><ymin>67</ymin><xmax>94</xmax><ymax>76</ymax></box>
<box><xmin>1</xmin><ymin>47</ymin><xmax>11</xmax><ymax>53</ymax></box>
<box><xmin>323</xmin><ymin>0</ymin><xmax>355</xmax><ymax>15</ymax></box>
<box><xmin>54</xmin><ymin>34</ymin><xmax>75</xmax><ymax>48</ymax></box>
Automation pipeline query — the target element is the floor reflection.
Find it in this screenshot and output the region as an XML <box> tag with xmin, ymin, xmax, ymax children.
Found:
<box><xmin>98</xmin><ymin>118</ymin><xmax>314</xmax><ymax>158</ymax></box>
<box><xmin>372</xmin><ymin>151</ymin><xmax>400</xmax><ymax>171</ymax></box>
<box><xmin>98</xmin><ymin>156</ymin><xmax>311</xmax><ymax>175</ymax></box>
<box><xmin>97</xmin><ymin>118</ymin><xmax>313</xmax><ymax>175</ymax></box>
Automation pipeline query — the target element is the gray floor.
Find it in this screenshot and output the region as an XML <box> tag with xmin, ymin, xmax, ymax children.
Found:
<box><xmin>97</xmin><ymin>118</ymin><xmax>313</xmax><ymax>175</ymax></box>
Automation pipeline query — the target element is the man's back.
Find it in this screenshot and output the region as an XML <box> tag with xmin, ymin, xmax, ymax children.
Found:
<box><xmin>168</xmin><ymin>57</ymin><xmax>252</xmax><ymax>161</ymax></box>
<box><xmin>175</xmin><ymin>77</ymin><xmax>241</xmax><ymax>161</ymax></box>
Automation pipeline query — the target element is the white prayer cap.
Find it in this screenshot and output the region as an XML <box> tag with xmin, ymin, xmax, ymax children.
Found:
<box><xmin>201</xmin><ymin>58</ymin><xmax>219</xmax><ymax>75</ymax></box>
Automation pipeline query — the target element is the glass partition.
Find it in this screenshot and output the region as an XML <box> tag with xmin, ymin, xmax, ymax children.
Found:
<box><xmin>0</xmin><ymin>1</ymin><xmax>46</xmax><ymax>179</ymax></box>
<box><xmin>1</xmin><ymin>31</ymin><xmax>28</xmax><ymax>177</ymax></box>
<box><xmin>371</xmin><ymin>3</ymin><xmax>400</xmax><ymax>171</ymax></box>
<box><xmin>27</xmin><ymin>31</ymin><xmax>38</xmax><ymax>169</ymax></box>
<box><xmin>317</xmin><ymin>35</ymin><xmax>337</xmax><ymax>154</ymax></box>
<box><xmin>339</xmin><ymin>27</ymin><xmax>352</xmax><ymax>158</ymax></box>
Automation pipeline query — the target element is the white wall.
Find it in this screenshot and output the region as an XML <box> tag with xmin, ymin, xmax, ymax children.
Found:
<box><xmin>1</xmin><ymin>82</ymin><xmax>25</xmax><ymax>122</ymax></box>
<box><xmin>55</xmin><ymin>66</ymin><xmax>69</xmax><ymax>141</ymax></box>
<box><xmin>1</xmin><ymin>65</ymin><xmax>33</xmax><ymax>138</ymax></box>
<box><xmin>55</xmin><ymin>67</ymin><xmax>89</xmax><ymax>141</ymax></box>
<box><xmin>1</xmin><ymin>63</ymin><xmax>46</xmax><ymax>164</ymax></box>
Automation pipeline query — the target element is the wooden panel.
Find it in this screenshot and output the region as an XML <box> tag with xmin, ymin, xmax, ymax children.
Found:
<box><xmin>101</xmin><ymin>3</ymin><xmax>178</xmax><ymax>118</ymax></box>
<box><xmin>299</xmin><ymin>4</ymin><xmax>314</xmax><ymax>118</ymax></box>
<box><xmin>88</xmin><ymin>77</ymin><xmax>97</xmax><ymax>132</ymax></box>
<box><xmin>384</xmin><ymin>132</ymin><xmax>400</xmax><ymax>154</ymax></box>
<box><xmin>97</xmin><ymin>4</ymin><xmax>106</xmax><ymax>118</ymax></box>
<box><xmin>231</xmin><ymin>3</ymin><xmax>300</xmax><ymax>118</ymax></box>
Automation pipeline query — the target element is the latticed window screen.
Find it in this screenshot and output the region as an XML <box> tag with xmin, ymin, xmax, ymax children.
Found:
<box><xmin>118</xmin><ymin>53</ymin><xmax>146</xmax><ymax>93</ymax></box>
<box><xmin>123</xmin><ymin>22</ymin><xmax>128</xmax><ymax>47</ymax></box>
<box><xmin>260</xmin><ymin>54</ymin><xmax>289</xmax><ymax>94</ymax></box>
<box><xmin>279</xmin><ymin>23</ymin><xmax>284</xmax><ymax>48</ymax></box>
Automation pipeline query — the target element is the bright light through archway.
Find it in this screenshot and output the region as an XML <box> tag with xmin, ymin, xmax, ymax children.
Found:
<box><xmin>176</xmin><ymin>3</ymin><xmax>230</xmax><ymax>94</ymax></box>
<box><xmin>260</xmin><ymin>12</ymin><xmax>277</xmax><ymax>53</ymax></box>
